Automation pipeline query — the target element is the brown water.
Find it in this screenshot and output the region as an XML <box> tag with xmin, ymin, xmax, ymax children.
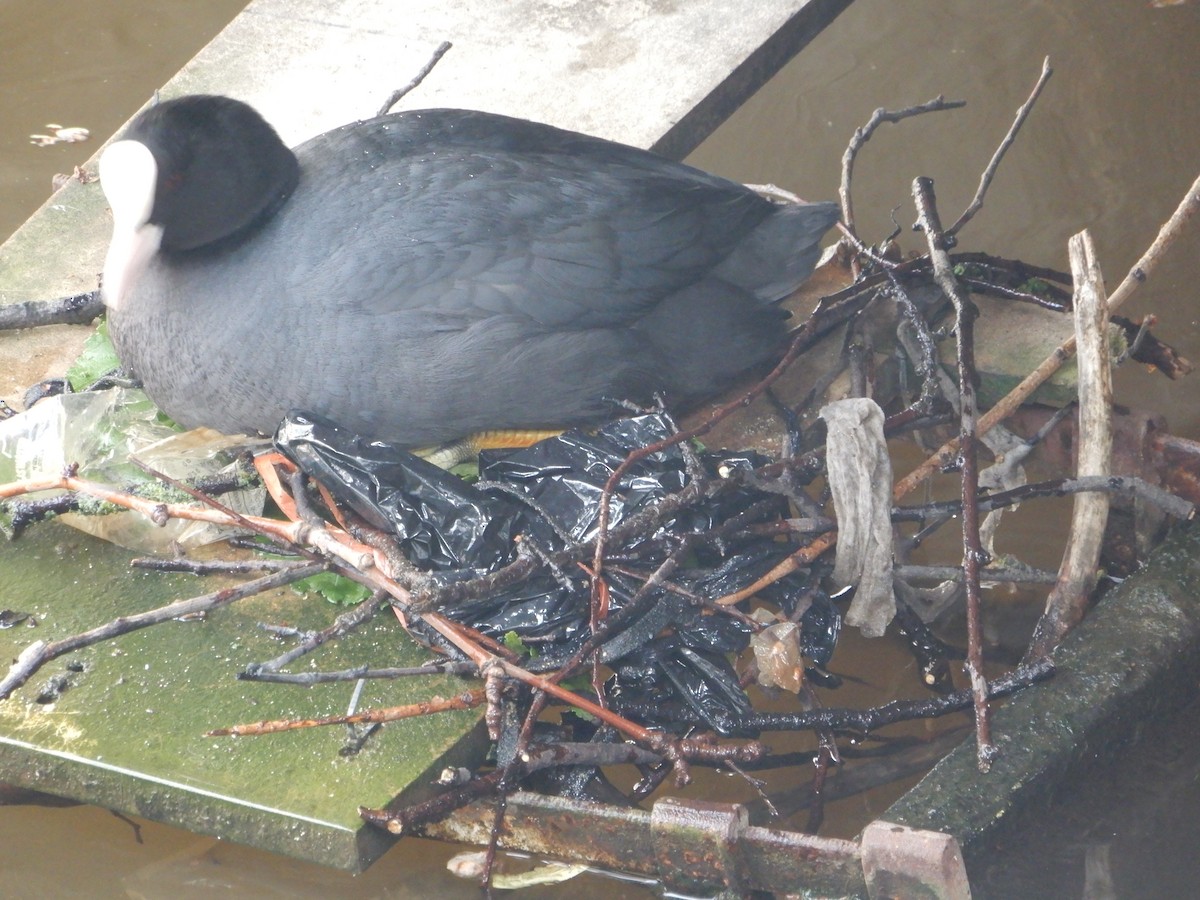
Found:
<box><xmin>2</xmin><ymin>0</ymin><xmax>1200</xmax><ymax>897</ymax></box>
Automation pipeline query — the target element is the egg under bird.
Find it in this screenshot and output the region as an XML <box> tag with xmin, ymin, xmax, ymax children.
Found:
<box><xmin>99</xmin><ymin>94</ymin><xmax>839</xmax><ymax>448</ymax></box>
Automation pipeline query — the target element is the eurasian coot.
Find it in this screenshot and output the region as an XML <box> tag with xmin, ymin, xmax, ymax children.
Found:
<box><xmin>99</xmin><ymin>94</ymin><xmax>838</xmax><ymax>447</ymax></box>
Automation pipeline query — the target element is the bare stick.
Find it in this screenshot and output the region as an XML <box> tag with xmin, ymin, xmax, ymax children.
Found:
<box><xmin>896</xmin><ymin>474</ymin><xmax>1194</xmax><ymax>523</ymax></box>
<box><xmin>0</xmin><ymin>561</ymin><xmax>326</xmax><ymax>700</ymax></box>
<box><xmin>245</xmin><ymin>590</ymin><xmax>387</xmax><ymax>675</ymax></box>
<box><xmin>741</xmin><ymin>657</ymin><xmax>1053</xmax><ymax>732</ymax></box>
<box><xmin>130</xmin><ymin>556</ymin><xmax>302</xmax><ymax>575</ymax></box>
<box><xmin>0</xmin><ymin>472</ymin><xmax>373</xmax><ymax>571</ymax></box>
<box><xmin>1026</xmin><ymin>231</ymin><xmax>1113</xmax><ymax>660</ymax></box>
<box><xmin>839</xmin><ymin>95</ymin><xmax>966</xmax><ymax>241</ymax></box>
<box><xmin>206</xmin><ymin>688</ymin><xmax>486</xmax><ymax>736</ymax></box>
<box><xmin>361</xmin><ymin>742</ymin><xmax>665</xmax><ymax>836</ymax></box>
<box><xmin>947</xmin><ymin>57</ymin><xmax>1053</xmax><ymax>237</ymax></box>
<box><xmin>913</xmin><ymin>175</ymin><xmax>995</xmax><ymax>771</ymax></box>
<box><xmin>377</xmin><ymin>41</ymin><xmax>453</xmax><ymax>116</ymax></box>
<box><xmin>239</xmin><ymin>661</ymin><xmax>477</xmax><ymax>685</ymax></box>
<box><xmin>0</xmin><ymin>291</ymin><xmax>103</xmax><ymax>331</ymax></box>
<box><xmin>894</xmin><ymin>169</ymin><xmax>1200</xmax><ymax>500</ymax></box>
<box><xmin>896</xmin><ymin>564</ymin><xmax>1057</xmax><ymax>585</ymax></box>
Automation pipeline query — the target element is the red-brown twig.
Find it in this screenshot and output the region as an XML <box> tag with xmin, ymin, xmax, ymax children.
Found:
<box><xmin>912</xmin><ymin>175</ymin><xmax>995</xmax><ymax>771</ymax></box>
<box><xmin>0</xmin><ymin>471</ymin><xmax>373</xmax><ymax>570</ymax></box>
<box><xmin>206</xmin><ymin>688</ymin><xmax>487</xmax><ymax>736</ymax></box>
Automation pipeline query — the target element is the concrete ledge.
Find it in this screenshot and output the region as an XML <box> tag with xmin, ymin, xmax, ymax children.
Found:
<box><xmin>884</xmin><ymin>522</ymin><xmax>1200</xmax><ymax>871</ymax></box>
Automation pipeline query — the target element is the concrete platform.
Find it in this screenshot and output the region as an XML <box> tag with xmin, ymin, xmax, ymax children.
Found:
<box><xmin>885</xmin><ymin>521</ymin><xmax>1200</xmax><ymax>876</ymax></box>
<box><xmin>0</xmin><ymin>0</ymin><xmax>853</xmax><ymax>873</ymax></box>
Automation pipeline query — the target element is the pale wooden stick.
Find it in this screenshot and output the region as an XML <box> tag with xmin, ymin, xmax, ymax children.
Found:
<box><xmin>1025</xmin><ymin>230</ymin><xmax>1113</xmax><ymax>660</ymax></box>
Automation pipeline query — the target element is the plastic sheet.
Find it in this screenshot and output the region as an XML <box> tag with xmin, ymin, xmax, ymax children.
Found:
<box><xmin>275</xmin><ymin>413</ymin><xmax>522</xmax><ymax>570</ymax></box>
<box><xmin>276</xmin><ymin>410</ymin><xmax>842</xmax><ymax>734</ymax></box>
<box><xmin>0</xmin><ymin>388</ymin><xmax>265</xmax><ymax>552</ymax></box>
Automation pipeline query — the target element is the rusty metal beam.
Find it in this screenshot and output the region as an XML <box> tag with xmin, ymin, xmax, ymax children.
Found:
<box><xmin>424</xmin><ymin>791</ymin><xmax>863</xmax><ymax>895</ymax></box>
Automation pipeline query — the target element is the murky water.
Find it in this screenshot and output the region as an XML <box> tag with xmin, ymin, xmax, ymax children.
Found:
<box><xmin>2</xmin><ymin>0</ymin><xmax>1199</xmax><ymax>896</ymax></box>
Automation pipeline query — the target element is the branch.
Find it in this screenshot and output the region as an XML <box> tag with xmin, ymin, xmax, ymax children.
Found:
<box><xmin>893</xmin><ymin>168</ymin><xmax>1200</xmax><ymax>500</ymax></box>
<box><xmin>1025</xmin><ymin>230</ymin><xmax>1113</xmax><ymax>660</ymax></box>
<box><xmin>377</xmin><ymin>41</ymin><xmax>453</xmax><ymax>116</ymax></box>
<box><xmin>0</xmin><ymin>561</ymin><xmax>326</xmax><ymax>700</ymax></box>
<box><xmin>912</xmin><ymin>175</ymin><xmax>995</xmax><ymax>771</ymax></box>
<box><xmin>206</xmin><ymin>688</ymin><xmax>487</xmax><ymax>736</ymax></box>
<box><xmin>741</xmin><ymin>658</ymin><xmax>1054</xmax><ymax>732</ymax></box>
<box><xmin>0</xmin><ymin>291</ymin><xmax>103</xmax><ymax>331</ymax></box>
<box><xmin>947</xmin><ymin>57</ymin><xmax>1053</xmax><ymax>237</ymax></box>
<box><xmin>839</xmin><ymin>95</ymin><xmax>966</xmax><ymax>243</ymax></box>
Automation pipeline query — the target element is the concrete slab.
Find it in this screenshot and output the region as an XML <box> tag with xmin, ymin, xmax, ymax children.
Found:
<box><xmin>0</xmin><ymin>520</ymin><xmax>488</xmax><ymax>871</ymax></box>
<box><xmin>884</xmin><ymin>522</ymin><xmax>1200</xmax><ymax>878</ymax></box>
<box><xmin>861</xmin><ymin>821</ymin><xmax>972</xmax><ymax>900</ymax></box>
<box><xmin>0</xmin><ymin>0</ymin><xmax>853</xmax><ymax>873</ymax></box>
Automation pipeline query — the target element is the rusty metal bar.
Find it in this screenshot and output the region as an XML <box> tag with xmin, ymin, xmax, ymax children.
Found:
<box><xmin>422</xmin><ymin>791</ymin><xmax>864</xmax><ymax>894</ymax></box>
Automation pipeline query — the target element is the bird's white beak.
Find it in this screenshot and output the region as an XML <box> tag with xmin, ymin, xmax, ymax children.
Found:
<box><xmin>99</xmin><ymin>139</ymin><xmax>163</xmax><ymax>311</ymax></box>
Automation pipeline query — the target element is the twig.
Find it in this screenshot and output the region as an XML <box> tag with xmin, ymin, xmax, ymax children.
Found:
<box><xmin>960</xmin><ymin>277</ymin><xmax>1067</xmax><ymax>311</ymax></box>
<box><xmin>895</xmin><ymin>564</ymin><xmax>1057</xmax><ymax>585</ymax></box>
<box><xmin>0</xmin><ymin>291</ymin><xmax>103</xmax><ymax>331</ymax></box>
<box><xmin>1025</xmin><ymin>231</ymin><xmax>1113</xmax><ymax>661</ymax></box>
<box><xmin>361</xmin><ymin>741</ymin><xmax>663</xmax><ymax>837</ymax></box>
<box><xmin>947</xmin><ymin>57</ymin><xmax>1053</xmax><ymax>237</ymax></box>
<box><xmin>0</xmin><ymin>471</ymin><xmax>372</xmax><ymax>571</ymax></box>
<box><xmin>130</xmin><ymin>556</ymin><xmax>302</xmax><ymax>575</ymax></box>
<box><xmin>745</xmin><ymin>726</ymin><xmax>970</xmax><ymax>821</ymax></box>
<box><xmin>206</xmin><ymin>688</ymin><xmax>486</xmax><ymax>736</ymax></box>
<box><xmin>2</xmin><ymin>468</ymin><xmax>253</xmax><ymax>539</ymax></box>
<box><xmin>740</xmin><ymin>657</ymin><xmax>1053</xmax><ymax>733</ymax></box>
<box><xmin>0</xmin><ymin>561</ymin><xmax>326</xmax><ymax>700</ymax></box>
<box><xmin>839</xmin><ymin>96</ymin><xmax>966</xmax><ymax>243</ymax></box>
<box><xmin>243</xmin><ymin>590</ymin><xmax>387</xmax><ymax>675</ymax></box>
<box><xmin>239</xmin><ymin>661</ymin><xmax>477</xmax><ymax>685</ymax></box>
<box><xmin>894</xmin><ymin>169</ymin><xmax>1200</xmax><ymax>499</ymax></box>
<box><xmin>888</xmin><ymin>271</ymin><xmax>943</xmax><ymax>414</ymax></box>
<box><xmin>377</xmin><ymin>41</ymin><xmax>453</xmax><ymax>116</ymax></box>
<box><xmin>713</xmin><ymin>530</ymin><xmax>837</xmax><ymax>607</ymax></box>
<box><xmin>912</xmin><ymin>175</ymin><xmax>995</xmax><ymax>771</ymax></box>
<box><xmin>894</xmin><ymin>473</ymin><xmax>1194</xmax><ymax>527</ymax></box>
<box><xmin>130</xmin><ymin>456</ymin><xmax>256</xmax><ymax>530</ymax></box>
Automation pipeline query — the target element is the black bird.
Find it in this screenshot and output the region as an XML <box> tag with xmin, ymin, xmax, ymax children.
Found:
<box><xmin>99</xmin><ymin>94</ymin><xmax>838</xmax><ymax>448</ymax></box>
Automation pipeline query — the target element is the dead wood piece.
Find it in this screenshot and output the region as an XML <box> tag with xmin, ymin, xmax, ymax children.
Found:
<box><xmin>947</xmin><ymin>57</ymin><xmax>1053</xmax><ymax>237</ymax></box>
<box><xmin>0</xmin><ymin>291</ymin><xmax>103</xmax><ymax>331</ymax></box>
<box><xmin>741</xmin><ymin>658</ymin><xmax>1053</xmax><ymax>734</ymax></box>
<box><xmin>0</xmin><ymin>560</ymin><xmax>326</xmax><ymax>700</ymax></box>
<box><xmin>895</xmin><ymin>168</ymin><xmax>1200</xmax><ymax>501</ymax></box>
<box><xmin>912</xmin><ymin>175</ymin><xmax>995</xmax><ymax>771</ymax></box>
<box><xmin>376</xmin><ymin>41</ymin><xmax>453</xmax><ymax>116</ymax></box>
<box><xmin>206</xmin><ymin>688</ymin><xmax>486</xmax><ymax>736</ymax></box>
<box><xmin>839</xmin><ymin>95</ymin><xmax>966</xmax><ymax>244</ymax></box>
<box><xmin>1026</xmin><ymin>230</ymin><xmax>1113</xmax><ymax>661</ymax></box>
<box><xmin>245</xmin><ymin>589</ymin><xmax>387</xmax><ymax>675</ymax></box>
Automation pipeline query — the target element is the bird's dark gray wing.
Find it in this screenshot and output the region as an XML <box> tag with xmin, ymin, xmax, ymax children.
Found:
<box><xmin>293</xmin><ymin>111</ymin><xmax>776</xmax><ymax>327</ymax></box>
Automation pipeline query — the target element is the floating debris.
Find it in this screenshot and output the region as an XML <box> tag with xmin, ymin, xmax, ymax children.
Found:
<box><xmin>29</xmin><ymin>124</ymin><xmax>89</xmax><ymax>147</ymax></box>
